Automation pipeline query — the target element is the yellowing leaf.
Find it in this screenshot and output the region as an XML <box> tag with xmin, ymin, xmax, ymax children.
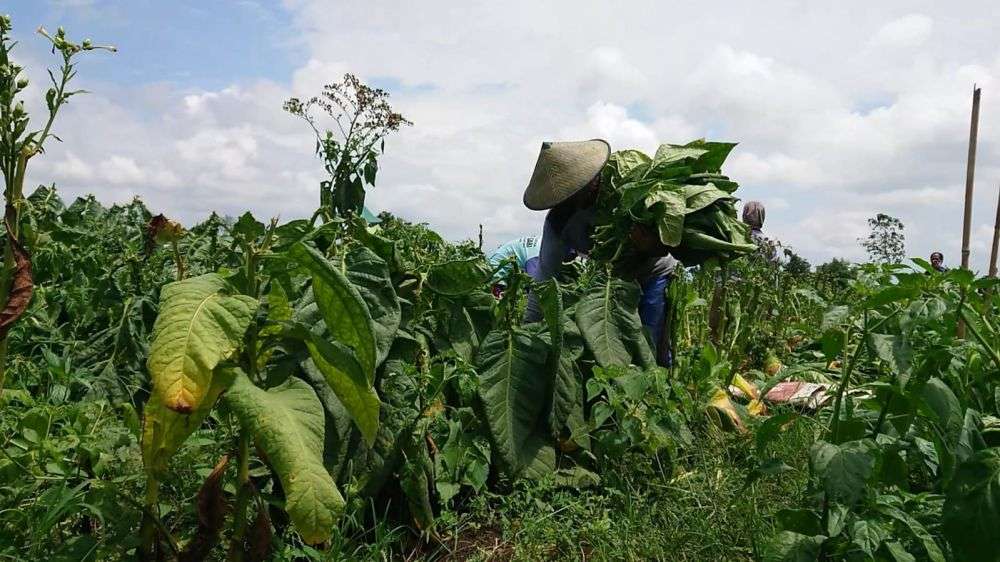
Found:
<box><xmin>147</xmin><ymin>274</ymin><xmax>257</xmax><ymax>413</ymax></box>
<box><xmin>707</xmin><ymin>387</ymin><xmax>746</xmax><ymax>433</ymax></box>
<box><xmin>222</xmin><ymin>369</ymin><xmax>344</xmax><ymax>544</ymax></box>
<box><xmin>295</xmin><ymin>325</ymin><xmax>380</xmax><ymax>446</ymax></box>
<box><xmin>142</xmin><ymin>367</ymin><xmax>236</xmax><ymax>477</ymax></box>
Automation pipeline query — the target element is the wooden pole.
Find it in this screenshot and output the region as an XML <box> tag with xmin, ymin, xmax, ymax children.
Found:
<box><xmin>961</xmin><ymin>86</ymin><xmax>981</xmax><ymax>270</ymax></box>
<box><xmin>958</xmin><ymin>86</ymin><xmax>981</xmax><ymax>340</ymax></box>
<box><xmin>989</xmin><ymin>183</ymin><xmax>1000</xmax><ymax>277</ymax></box>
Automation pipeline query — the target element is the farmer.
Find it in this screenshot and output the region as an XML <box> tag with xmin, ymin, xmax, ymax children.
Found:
<box><xmin>930</xmin><ymin>251</ymin><xmax>948</xmax><ymax>272</ymax></box>
<box><xmin>487</xmin><ymin>235</ymin><xmax>542</xmax><ymax>298</ymax></box>
<box><xmin>742</xmin><ymin>200</ymin><xmax>779</xmax><ymax>263</ymax></box>
<box><xmin>521</xmin><ymin>139</ymin><xmax>676</xmax><ymax>366</ymax></box>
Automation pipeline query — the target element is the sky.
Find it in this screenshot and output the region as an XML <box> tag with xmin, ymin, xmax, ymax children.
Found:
<box><xmin>6</xmin><ymin>0</ymin><xmax>1000</xmax><ymax>271</ymax></box>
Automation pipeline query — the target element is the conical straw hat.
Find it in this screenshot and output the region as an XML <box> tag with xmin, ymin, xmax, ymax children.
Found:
<box><xmin>523</xmin><ymin>139</ymin><xmax>611</xmax><ymax>210</ymax></box>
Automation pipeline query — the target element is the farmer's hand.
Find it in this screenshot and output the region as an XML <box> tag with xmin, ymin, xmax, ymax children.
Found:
<box><xmin>629</xmin><ymin>224</ymin><xmax>666</xmax><ymax>255</ymax></box>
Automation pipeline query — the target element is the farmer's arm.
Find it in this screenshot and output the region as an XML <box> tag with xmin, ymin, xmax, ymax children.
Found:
<box><xmin>523</xmin><ymin>214</ymin><xmax>570</xmax><ymax>322</ymax></box>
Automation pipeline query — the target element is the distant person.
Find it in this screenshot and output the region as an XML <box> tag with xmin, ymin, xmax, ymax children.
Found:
<box><xmin>742</xmin><ymin>200</ymin><xmax>780</xmax><ymax>263</ymax></box>
<box><xmin>521</xmin><ymin>139</ymin><xmax>677</xmax><ymax>367</ymax></box>
<box><xmin>930</xmin><ymin>251</ymin><xmax>948</xmax><ymax>272</ymax></box>
<box><xmin>488</xmin><ymin>236</ymin><xmax>542</xmax><ymax>297</ymax></box>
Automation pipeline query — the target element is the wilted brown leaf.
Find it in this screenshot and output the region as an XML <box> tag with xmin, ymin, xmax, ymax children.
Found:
<box><xmin>178</xmin><ymin>455</ymin><xmax>230</xmax><ymax>562</ymax></box>
<box><xmin>0</xmin><ymin>221</ymin><xmax>33</xmax><ymax>341</ymax></box>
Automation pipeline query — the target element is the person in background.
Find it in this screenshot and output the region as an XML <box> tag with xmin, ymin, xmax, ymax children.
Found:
<box><xmin>521</xmin><ymin>139</ymin><xmax>677</xmax><ymax>367</ymax></box>
<box><xmin>487</xmin><ymin>235</ymin><xmax>542</xmax><ymax>297</ymax></box>
<box><xmin>742</xmin><ymin>200</ymin><xmax>780</xmax><ymax>263</ymax></box>
<box><xmin>930</xmin><ymin>251</ymin><xmax>948</xmax><ymax>272</ymax></box>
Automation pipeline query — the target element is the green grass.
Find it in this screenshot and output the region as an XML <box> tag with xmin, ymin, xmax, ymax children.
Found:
<box><xmin>403</xmin><ymin>421</ymin><xmax>815</xmax><ymax>561</ymax></box>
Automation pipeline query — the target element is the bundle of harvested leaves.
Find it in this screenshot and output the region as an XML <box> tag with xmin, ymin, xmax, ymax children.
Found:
<box><xmin>592</xmin><ymin>140</ymin><xmax>756</xmax><ymax>267</ymax></box>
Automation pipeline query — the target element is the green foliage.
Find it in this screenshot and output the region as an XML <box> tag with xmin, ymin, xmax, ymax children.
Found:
<box><xmin>223</xmin><ymin>369</ymin><xmax>345</xmax><ymax>544</ymax></box>
<box><xmin>592</xmin><ymin>139</ymin><xmax>756</xmax><ymax>267</ymax></box>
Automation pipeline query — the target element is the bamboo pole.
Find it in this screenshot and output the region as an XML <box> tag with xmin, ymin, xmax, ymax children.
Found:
<box><xmin>958</xmin><ymin>86</ymin><xmax>980</xmax><ymax>339</ymax></box>
<box><xmin>989</xmin><ymin>183</ymin><xmax>1000</xmax><ymax>277</ymax></box>
<box><xmin>961</xmin><ymin>86</ymin><xmax>981</xmax><ymax>270</ymax></box>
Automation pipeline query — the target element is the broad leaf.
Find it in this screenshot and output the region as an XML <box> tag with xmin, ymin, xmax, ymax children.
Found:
<box><xmin>222</xmin><ymin>369</ymin><xmax>344</xmax><ymax>545</ymax></box>
<box><xmin>477</xmin><ymin>328</ymin><xmax>551</xmax><ymax>472</ymax></box>
<box><xmin>426</xmin><ymin>258</ymin><xmax>489</xmax><ymax>296</ymax></box>
<box><xmin>760</xmin><ymin>531</ymin><xmax>825</xmax><ymax>562</ymax></box>
<box><xmin>942</xmin><ymin>448</ymin><xmax>1000</xmax><ymax>562</ymax></box>
<box><xmin>142</xmin><ymin>366</ymin><xmax>236</xmax><ymax>476</ymax></box>
<box><xmin>288</xmin><ymin>324</ymin><xmax>380</xmax><ymax>446</ymax></box>
<box><xmin>291</xmin><ymin>243</ymin><xmax>377</xmax><ymax>378</ymax></box>
<box><xmin>147</xmin><ymin>274</ymin><xmax>257</xmax><ymax>413</ymax></box>
<box><xmin>575</xmin><ymin>276</ymin><xmax>654</xmax><ymax>368</ymax></box>
<box><xmin>810</xmin><ymin>439</ymin><xmax>877</xmax><ymax>506</ymax></box>
<box><xmin>345</xmin><ymin>246</ymin><xmax>400</xmax><ymax>366</ymax></box>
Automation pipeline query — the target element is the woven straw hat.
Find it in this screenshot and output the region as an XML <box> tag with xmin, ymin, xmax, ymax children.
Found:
<box><xmin>522</xmin><ymin>139</ymin><xmax>611</xmax><ymax>210</ymax></box>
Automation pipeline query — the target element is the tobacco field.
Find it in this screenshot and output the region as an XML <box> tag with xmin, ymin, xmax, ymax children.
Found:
<box><xmin>2</xmin><ymin>15</ymin><xmax>1000</xmax><ymax>562</ymax></box>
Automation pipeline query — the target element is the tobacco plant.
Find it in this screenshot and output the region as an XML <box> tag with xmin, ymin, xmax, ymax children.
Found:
<box><xmin>0</xmin><ymin>16</ymin><xmax>113</xmax><ymax>393</ymax></box>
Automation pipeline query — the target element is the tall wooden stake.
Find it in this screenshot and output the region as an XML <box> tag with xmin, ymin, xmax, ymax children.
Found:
<box><xmin>989</xmin><ymin>183</ymin><xmax>1000</xmax><ymax>277</ymax></box>
<box><xmin>958</xmin><ymin>86</ymin><xmax>981</xmax><ymax>339</ymax></box>
<box><xmin>961</xmin><ymin>86</ymin><xmax>981</xmax><ymax>270</ymax></box>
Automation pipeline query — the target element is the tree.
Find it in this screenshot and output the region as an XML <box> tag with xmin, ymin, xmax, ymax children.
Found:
<box><xmin>284</xmin><ymin>74</ymin><xmax>412</xmax><ymax>221</ymax></box>
<box><xmin>859</xmin><ymin>213</ymin><xmax>906</xmax><ymax>264</ymax></box>
<box><xmin>782</xmin><ymin>248</ymin><xmax>811</xmax><ymax>277</ymax></box>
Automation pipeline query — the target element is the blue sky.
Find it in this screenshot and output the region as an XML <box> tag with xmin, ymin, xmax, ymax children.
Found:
<box><xmin>5</xmin><ymin>1</ymin><xmax>1000</xmax><ymax>270</ymax></box>
<box><xmin>9</xmin><ymin>0</ymin><xmax>302</xmax><ymax>89</ymax></box>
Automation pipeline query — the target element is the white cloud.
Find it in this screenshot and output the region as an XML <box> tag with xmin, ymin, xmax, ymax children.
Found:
<box><xmin>100</xmin><ymin>155</ymin><xmax>146</xmax><ymax>185</ymax></box>
<box><xmin>871</xmin><ymin>14</ymin><xmax>934</xmax><ymax>47</ymax></box>
<box><xmin>53</xmin><ymin>152</ymin><xmax>95</xmax><ymax>182</ymax></box>
<box><xmin>15</xmin><ymin>1</ymin><xmax>1000</xmax><ymax>271</ymax></box>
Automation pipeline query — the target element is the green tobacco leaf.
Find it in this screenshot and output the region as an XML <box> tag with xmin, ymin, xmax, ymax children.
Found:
<box><xmin>288</xmin><ymin>324</ymin><xmax>380</xmax><ymax>446</ymax></box>
<box><xmin>683</xmin><ymin>185</ymin><xmax>733</xmax><ymax>215</ymax></box>
<box><xmin>142</xmin><ymin>367</ymin><xmax>236</xmax><ymax>477</ymax></box>
<box><xmin>426</xmin><ymin>257</ymin><xmax>490</xmax><ymax>296</ymax></box>
<box><xmin>867</xmin><ymin>333</ymin><xmax>912</xmax><ymax>380</ymax></box>
<box><xmin>756</xmin><ymin>412</ymin><xmax>799</xmax><ymax>453</ymax></box>
<box><xmin>537</xmin><ymin>280</ymin><xmax>583</xmax><ymax>436</ymax></box>
<box><xmin>644</xmin><ymin>187</ymin><xmax>686</xmax><ymax>247</ymax></box>
<box><xmin>222</xmin><ymin>369</ymin><xmax>344</xmax><ymax>545</ymax></box>
<box><xmin>477</xmin><ymin>328</ymin><xmax>551</xmax><ymax>472</ymax></box>
<box><xmin>760</xmin><ymin>531</ymin><xmax>825</xmax><ymax>562</ymax></box>
<box><xmin>810</xmin><ymin>440</ymin><xmax>877</xmax><ymax>506</ymax></box>
<box><xmin>345</xmin><ymin>246</ymin><xmax>400</xmax><ymax>366</ymax></box>
<box><xmin>147</xmin><ymin>273</ymin><xmax>258</xmax><ymax>413</ymax></box>
<box><xmin>942</xmin><ymin>448</ymin><xmax>1000</xmax><ymax>562</ymax></box>
<box><xmin>291</xmin><ymin>242</ymin><xmax>377</xmax><ymax>378</ymax></box>
<box><xmin>399</xmin><ymin>433</ymin><xmax>435</xmax><ymax>530</ymax></box>
<box><xmin>850</xmin><ymin>519</ymin><xmax>888</xmax><ymax>556</ymax></box>
<box><xmin>576</xmin><ymin>276</ymin><xmax>654</xmax><ymax>369</ymax></box>
<box><xmin>920</xmin><ymin>377</ymin><xmax>963</xmax><ymax>436</ymax></box>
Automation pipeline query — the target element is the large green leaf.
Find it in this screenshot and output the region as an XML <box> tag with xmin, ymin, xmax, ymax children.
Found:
<box><xmin>291</xmin><ymin>243</ymin><xmax>377</xmax><ymax>378</ymax></box>
<box><xmin>345</xmin><ymin>246</ymin><xmax>400</xmax><ymax>366</ymax></box>
<box><xmin>538</xmin><ymin>281</ymin><xmax>584</xmax><ymax>437</ymax></box>
<box><xmin>142</xmin><ymin>367</ymin><xmax>236</xmax><ymax>477</ymax></box>
<box><xmin>644</xmin><ymin>186</ymin><xmax>686</xmax><ymax>247</ymax></box>
<box><xmin>222</xmin><ymin>369</ymin><xmax>344</xmax><ymax>545</ymax></box>
<box><xmin>426</xmin><ymin>258</ymin><xmax>489</xmax><ymax>296</ymax></box>
<box><xmin>942</xmin><ymin>448</ymin><xmax>1000</xmax><ymax>561</ymax></box>
<box><xmin>760</xmin><ymin>531</ymin><xmax>826</xmax><ymax>562</ymax></box>
<box><xmin>575</xmin><ymin>276</ymin><xmax>654</xmax><ymax>369</ymax></box>
<box><xmin>810</xmin><ymin>439</ymin><xmax>877</xmax><ymax>506</ymax></box>
<box><xmin>287</xmin><ymin>324</ymin><xmax>380</xmax><ymax>446</ymax></box>
<box><xmin>476</xmin><ymin>327</ymin><xmax>551</xmax><ymax>472</ymax></box>
<box><xmin>146</xmin><ymin>274</ymin><xmax>258</xmax><ymax>413</ymax></box>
